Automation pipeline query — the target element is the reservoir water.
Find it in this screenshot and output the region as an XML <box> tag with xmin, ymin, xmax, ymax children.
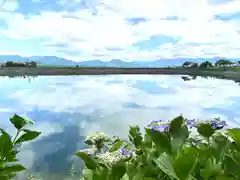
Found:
<box><xmin>0</xmin><ymin>75</ymin><xmax>239</xmax><ymax>179</ymax></box>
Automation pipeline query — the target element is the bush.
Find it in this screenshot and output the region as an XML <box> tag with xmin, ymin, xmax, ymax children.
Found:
<box><xmin>76</xmin><ymin>116</ymin><xmax>240</xmax><ymax>180</ymax></box>
<box><xmin>0</xmin><ymin>114</ymin><xmax>41</xmax><ymax>179</ymax></box>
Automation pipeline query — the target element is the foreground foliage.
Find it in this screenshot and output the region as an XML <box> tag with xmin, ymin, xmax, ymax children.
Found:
<box><xmin>76</xmin><ymin>116</ymin><xmax>240</xmax><ymax>180</ymax></box>
<box><xmin>0</xmin><ymin>114</ymin><xmax>41</xmax><ymax>179</ymax></box>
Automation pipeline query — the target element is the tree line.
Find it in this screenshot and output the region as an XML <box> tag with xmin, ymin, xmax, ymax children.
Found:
<box><xmin>0</xmin><ymin>61</ymin><xmax>37</xmax><ymax>68</ymax></box>
<box><xmin>182</xmin><ymin>59</ymin><xmax>240</xmax><ymax>68</ymax></box>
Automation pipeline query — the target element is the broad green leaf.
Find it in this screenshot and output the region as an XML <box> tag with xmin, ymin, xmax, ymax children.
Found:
<box><xmin>200</xmin><ymin>163</ymin><xmax>222</xmax><ymax>179</ymax></box>
<box><xmin>14</xmin><ymin>129</ymin><xmax>41</xmax><ymax>145</ymax></box>
<box><xmin>171</xmin><ymin>125</ymin><xmax>189</xmax><ymax>155</ymax></box>
<box><xmin>97</xmin><ymin>167</ymin><xmax>109</xmax><ymax>180</ymax></box>
<box><xmin>227</xmin><ymin>128</ymin><xmax>240</xmax><ymax>150</ymax></box>
<box><xmin>10</xmin><ymin>114</ymin><xmax>31</xmax><ymax>130</ymax></box>
<box><xmin>129</xmin><ymin>126</ymin><xmax>143</xmax><ymax>148</ymax></box>
<box><xmin>223</xmin><ymin>154</ymin><xmax>240</xmax><ymax>177</ymax></box>
<box><xmin>82</xmin><ymin>168</ymin><xmax>93</xmax><ymax>180</ymax></box>
<box><xmin>143</xmin><ymin>128</ymin><xmax>152</xmax><ymax>148</ymax></box>
<box><xmin>140</xmin><ymin>164</ymin><xmax>158</xmax><ymax>178</ymax></box>
<box><xmin>211</xmin><ymin>134</ymin><xmax>231</xmax><ymax>162</ymax></box>
<box><xmin>109</xmin><ymin>141</ymin><xmax>123</xmax><ymax>152</ymax></box>
<box><xmin>129</xmin><ymin>126</ymin><xmax>140</xmax><ymax>138</ymax></box>
<box><xmin>0</xmin><ymin>128</ymin><xmax>13</xmax><ymax>159</ymax></box>
<box><xmin>110</xmin><ymin>161</ymin><xmax>126</xmax><ymax>180</ymax></box>
<box><xmin>126</xmin><ymin>163</ymin><xmax>138</xmax><ymax>179</ymax></box>
<box><xmin>132</xmin><ymin>173</ymin><xmax>144</xmax><ymax>180</ymax></box>
<box><xmin>75</xmin><ymin>152</ymin><xmax>99</xmax><ymax>170</ymax></box>
<box><xmin>0</xmin><ymin>162</ymin><xmax>4</xmax><ymax>168</ymax></box>
<box><xmin>197</xmin><ymin>123</ymin><xmax>215</xmax><ymax>138</ymax></box>
<box><xmin>0</xmin><ymin>164</ymin><xmax>26</xmax><ymax>175</ymax></box>
<box><xmin>121</xmin><ymin>174</ymin><xmax>130</xmax><ymax>180</ymax></box>
<box><xmin>188</xmin><ymin>175</ymin><xmax>197</xmax><ymax>180</ymax></box>
<box><xmin>169</xmin><ymin>115</ymin><xmax>184</xmax><ymax>136</ymax></box>
<box><xmin>216</xmin><ymin>175</ymin><xmax>235</xmax><ymax>180</ymax></box>
<box><xmin>155</xmin><ymin>152</ymin><xmax>178</xmax><ymax>179</ymax></box>
<box><xmin>150</xmin><ymin>130</ymin><xmax>171</xmax><ymax>154</ymax></box>
<box><xmin>0</xmin><ymin>176</ymin><xmax>9</xmax><ymax>180</ymax></box>
<box><xmin>174</xmin><ymin>146</ymin><xmax>197</xmax><ymax>180</ymax></box>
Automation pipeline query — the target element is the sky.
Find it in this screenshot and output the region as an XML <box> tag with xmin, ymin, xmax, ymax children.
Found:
<box><xmin>0</xmin><ymin>0</ymin><xmax>240</xmax><ymax>61</ymax></box>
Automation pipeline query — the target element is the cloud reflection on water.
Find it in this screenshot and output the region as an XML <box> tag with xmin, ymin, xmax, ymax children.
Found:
<box><xmin>0</xmin><ymin>75</ymin><xmax>239</xmax><ymax>179</ymax></box>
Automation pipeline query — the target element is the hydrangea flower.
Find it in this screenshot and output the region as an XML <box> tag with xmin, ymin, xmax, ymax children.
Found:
<box><xmin>78</xmin><ymin>147</ymin><xmax>99</xmax><ymax>156</ymax></box>
<box><xmin>120</xmin><ymin>147</ymin><xmax>133</xmax><ymax>157</ymax></box>
<box><xmin>84</xmin><ymin>132</ymin><xmax>105</xmax><ymax>146</ymax></box>
<box><xmin>210</xmin><ymin>118</ymin><xmax>227</xmax><ymax>130</ymax></box>
<box><xmin>147</xmin><ymin>120</ymin><xmax>162</xmax><ymax>128</ymax></box>
<box><xmin>147</xmin><ymin>120</ymin><xmax>172</xmax><ymax>133</ymax></box>
<box><xmin>185</xmin><ymin>118</ymin><xmax>196</xmax><ymax>129</ymax></box>
<box><xmin>96</xmin><ymin>151</ymin><xmax>127</xmax><ymax>166</ymax></box>
<box><xmin>152</xmin><ymin>123</ymin><xmax>170</xmax><ymax>132</ymax></box>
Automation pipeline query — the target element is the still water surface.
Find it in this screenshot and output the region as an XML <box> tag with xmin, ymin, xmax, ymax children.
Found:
<box><xmin>0</xmin><ymin>75</ymin><xmax>239</xmax><ymax>179</ymax></box>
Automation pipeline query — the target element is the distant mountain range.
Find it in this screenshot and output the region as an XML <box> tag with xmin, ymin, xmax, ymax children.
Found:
<box><xmin>0</xmin><ymin>55</ymin><xmax>238</xmax><ymax>67</ymax></box>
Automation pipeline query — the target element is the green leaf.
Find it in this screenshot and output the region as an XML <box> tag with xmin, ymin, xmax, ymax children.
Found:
<box><xmin>227</xmin><ymin>128</ymin><xmax>240</xmax><ymax>150</ymax></box>
<box><xmin>223</xmin><ymin>154</ymin><xmax>240</xmax><ymax>177</ymax></box>
<box><xmin>200</xmin><ymin>163</ymin><xmax>222</xmax><ymax>180</ymax></box>
<box><xmin>0</xmin><ymin>128</ymin><xmax>13</xmax><ymax>159</ymax></box>
<box><xmin>110</xmin><ymin>161</ymin><xmax>126</xmax><ymax>180</ymax></box>
<box><xmin>174</xmin><ymin>146</ymin><xmax>197</xmax><ymax>180</ymax></box>
<box><xmin>97</xmin><ymin>167</ymin><xmax>109</xmax><ymax>180</ymax></box>
<box><xmin>155</xmin><ymin>152</ymin><xmax>178</xmax><ymax>179</ymax></box>
<box><xmin>171</xmin><ymin>125</ymin><xmax>189</xmax><ymax>155</ymax></box>
<box><xmin>132</xmin><ymin>173</ymin><xmax>144</xmax><ymax>180</ymax></box>
<box><xmin>169</xmin><ymin>115</ymin><xmax>184</xmax><ymax>136</ymax></box>
<box><xmin>150</xmin><ymin>130</ymin><xmax>171</xmax><ymax>154</ymax></box>
<box><xmin>129</xmin><ymin>126</ymin><xmax>140</xmax><ymax>137</ymax></box>
<box><xmin>126</xmin><ymin>163</ymin><xmax>138</xmax><ymax>179</ymax></box>
<box><xmin>216</xmin><ymin>175</ymin><xmax>235</xmax><ymax>180</ymax></box>
<box><xmin>143</xmin><ymin>128</ymin><xmax>152</xmax><ymax>148</ymax></box>
<box><xmin>197</xmin><ymin>123</ymin><xmax>215</xmax><ymax>138</ymax></box>
<box><xmin>109</xmin><ymin>141</ymin><xmax>123</xmax><ymax>152</ymax></box>
<box><xmin>82</xmin><ymin>168</ymin><xmax>93</xmax><ymax>180</ymax></box>
<box><xmin>14</xmin><ymin>129</ymin><xmax>41</xmax><ymax>145</ymax></box>
<box><xmin>75</xmin><ymin>151</ymin><xmax>99</xmax><ymax>170</ymax></box>
<box><xmin>211</xmin><ymin>134</ymin><xmax>231</xmax><ymax>162</ymax></box>
<box><xmin>0</xmin><ymin>164</ymin><xmax>26</xmax><ymax>175</ymax></box>
<box><xmin>10</xmin><ymin>114</ymin><xmax>34</xmax><ymax>130</ymax></box>
<box><xmin>129</xmin><ymin>126</ymin><xmax>143</xmax><ymax>148</ymax></box>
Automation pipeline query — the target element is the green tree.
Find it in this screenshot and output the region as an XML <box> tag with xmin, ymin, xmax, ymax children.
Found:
<box><xmin>29</xmin><ymin>61</ymin><xmax>37</xmax><ymax>68</ymax></box>
<box><xmin>215</xmin><ymin>59</ymin><xmax>233</xmax><ymax>66</ymax></box>
<box><xmin>199</xmin><ymin>61</ymin><xmax>213</xmax><ymax>68</ymax></box>
<box><xmin>191</xmin><ymin>62</ymin><xmax>198</xmax><ymax>68</ymax></box>
<box><xmin>182</xmin><ymin>61</ymin><xmax>191</xmax><ymax>67</ymax></box>
<box><xmin>182</xmin><ymin>62</ymin><xmax>198</xmax><ymax>68</ymax></box>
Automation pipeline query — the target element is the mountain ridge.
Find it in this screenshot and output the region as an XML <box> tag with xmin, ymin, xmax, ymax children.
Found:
<box><xmin>0</xmin><ymin>55</ymin><xmax>238</xmax><ymax>67</ymax></box>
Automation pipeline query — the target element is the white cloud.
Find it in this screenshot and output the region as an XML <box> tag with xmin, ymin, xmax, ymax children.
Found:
<box><xmin>7</xmin><ymin>75</ymin><xmax>240</xmax><ymax>123</ymax></box>
<box><xmin>0</xmin><ymin>0</ymin><xmax>240</xmax><ymax>60</ymax></box>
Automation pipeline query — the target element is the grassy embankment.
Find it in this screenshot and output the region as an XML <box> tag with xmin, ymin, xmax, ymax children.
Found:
<box><xmin>0</xmin><ymin>65</ymin><xmax>239</xmax><ymax>81</ymax></box>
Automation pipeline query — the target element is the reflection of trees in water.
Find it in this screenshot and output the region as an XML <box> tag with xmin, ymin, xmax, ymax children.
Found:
<box><xmin>181</xmin><ymin>76</ymin><xmax>197</xmax><ymax>81</ymax></box>
<box><xmin>30</xmin><ymin>125</ymin><xmax>84</xmax><ymax>177</ymax></box>
<box><xmin>181</xmin><ymin>75</ymin><xmax>240</xmax><ymax>86</ymax></box>
<box><xmin>7</xmin><ymin>75</ymin><xmax>38</xmax><ymax>82</ymax></box>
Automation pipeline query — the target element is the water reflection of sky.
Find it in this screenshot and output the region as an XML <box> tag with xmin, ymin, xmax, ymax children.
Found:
<box><xmin>0</xmin><ymin>75</ymin><xmax>240</xmax><ymax>179</ymax></box>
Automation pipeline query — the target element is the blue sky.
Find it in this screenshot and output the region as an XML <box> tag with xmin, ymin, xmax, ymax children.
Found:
<box><xmin>0</xmin><ymin>0</ymin><xmax>240</xmax><ymax>61</ymax></box>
